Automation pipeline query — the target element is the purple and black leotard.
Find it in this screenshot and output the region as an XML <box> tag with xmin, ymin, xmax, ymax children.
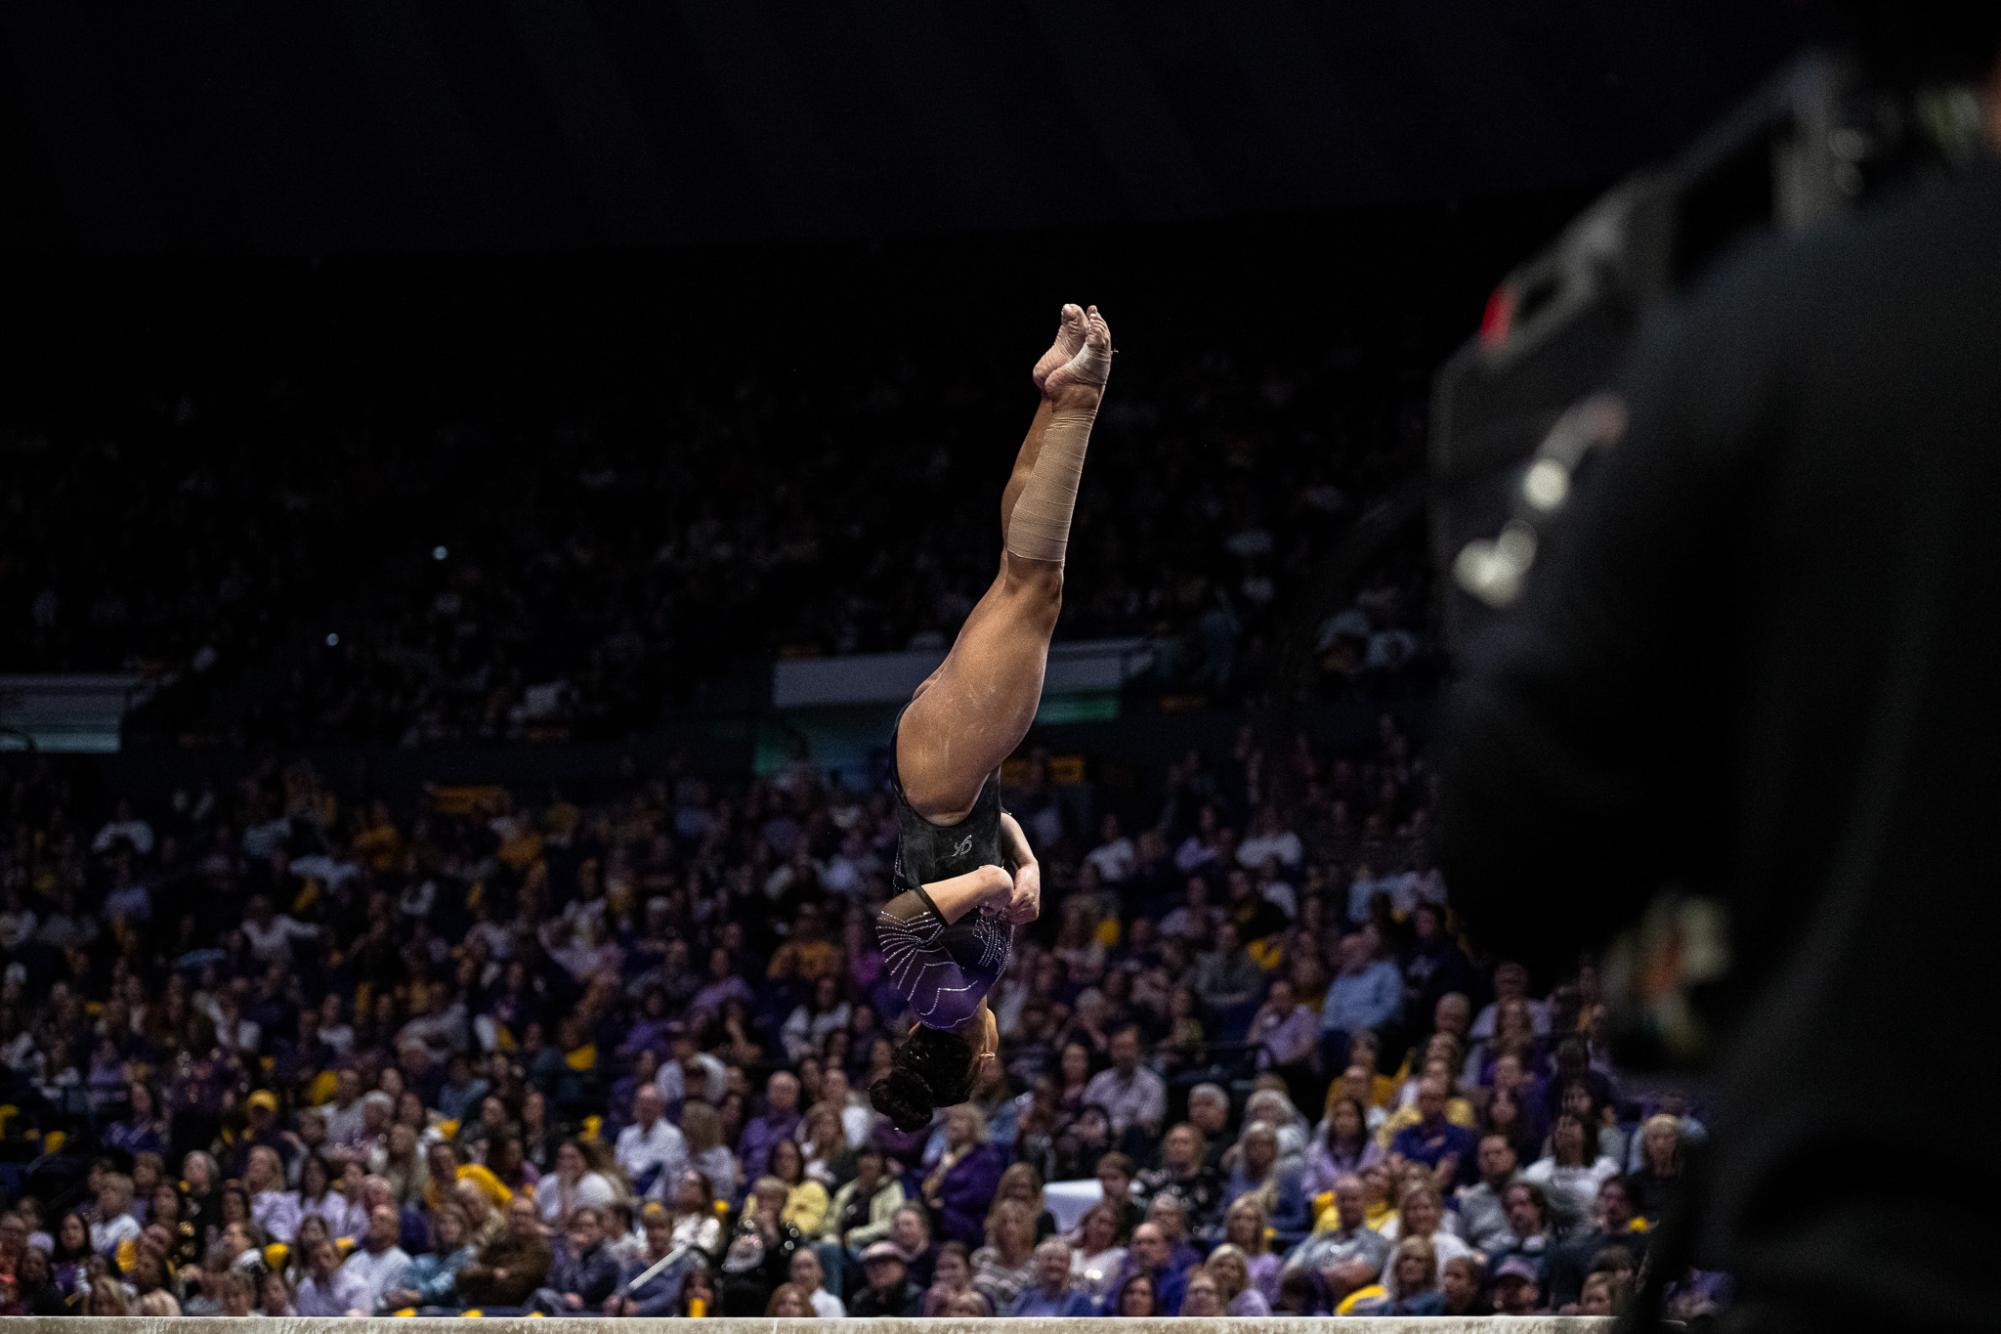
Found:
<box><xmin>876</xmin><ymin>706</ymin><xmax>1016</xmax><ymax>1030</ymax></box>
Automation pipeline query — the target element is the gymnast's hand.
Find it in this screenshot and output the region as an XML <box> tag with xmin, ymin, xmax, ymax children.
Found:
<box><xmin>998</xmin><ymin>811</ymin><xmax>1041</xmax><ymax>923</ymax></box>
<box><xmin>1004</xmin><ymin>858</ymin><xmax>1042</xmax><ymax>924</ymax></box>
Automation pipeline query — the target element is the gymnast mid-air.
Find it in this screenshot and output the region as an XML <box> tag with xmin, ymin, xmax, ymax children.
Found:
<box><xmin>869</xmin><ymin>303</ymin><xmax>1114</xmax><ymax>1131</ymax></box>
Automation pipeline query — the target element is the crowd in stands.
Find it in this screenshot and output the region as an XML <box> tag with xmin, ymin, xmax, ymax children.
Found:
<box><xmin>2</xmin><ymin>315</ymin><xmax>1435</xmax><ymax>749</ymax></box>
<box><xmin>0</xmin><ymin>709</ymin><xmax>1720</xmax><ymax>1320</ymax></box>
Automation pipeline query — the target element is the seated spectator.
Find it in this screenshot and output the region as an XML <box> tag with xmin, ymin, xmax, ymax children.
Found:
<box><xmin>1220</xmin><ymin>1197</ymin><xmax>1281</xmax><ymax>1302</ymax></box>
<box><xmin>1109</xmin><ymin>1222</ymin><xmax>1187</xmax><ymax>1315</ymax></box>
<box><xmin>342</xmin><ymin>1202</ymin><xmax>411</xmax><ymax>1312</ymax></box>
<box><xmin>823</xmin><ymin>1144</ymin><xmax>902</xmax><ymax>1260</ymax></box>
<box><xmin>614</xmin><ymin>1085</ymin><xmax>686</xmax><ymax>1198</ymax></box>
<box><xmin>787</xmin><ymin>1246</ymin><xmax>845</xmax><ymax>1319</ymax></box>
<box><xmin>1205</xmin><ymin>1243</ymin><xmax>1272</xmax><ymax>1315</ymax></box>
<box><xmin>1068</xmin><ymin>1203</ymin><xmax>1128</xmax><ymax>1303</ymax></box>
<box><xmin>259</xmin><ymin>1270</ymin><xmax>298</xmax><ymax>1317</ymax></box>
<box><xmin>850</xmin><ymin>1240</ymin><xmax>922</xmax><ymax>1318</ymax></box>
<box><xmin>1221</xmin><ymin>1121</ymin><xmax>1309</xmax><ymax>1234</ymax></box>
<box><xmin>5</xmin><ymin>1247</ymin><xmax>65</xmax><ymax>1317</ymax></box>
<box><xmin>535</xmin><ymin>1139</ymin><xmax>619</xmax><ymax>1225</ymax></box>
<box><xmin>1303</xmin><ymin>1095</ymin><xmax>1385</xmax><ymax>1196</ymax></box>
<box><xmin>674</xmin><ymin>1101</ymin><xmax>738</xmax><ymax>1202</ymax></box>
<box><xmin>718</xmin><ymin>1176</ymin><xmax>803</xmax><ymax>1315</ymax></box>
<box><xmin>1384</xmin><ymin>1235</ymin><xmax>1444</xmax><ymax>1315</ymax></box>
<box><xmin>530</xmin><ymin>1204</ymin><xmax>621</xmax><ymax>1315</ymax></box>
<box><xmin>799</xmin><ymin>1102</ymin><xmax>855</xmax><ymax>1187</ymax></box>
<box><xmin>379</xmin><ymin>1204</ymin><xmax>474</xmax><ymax>1312</ymax></box>
<box><xmin>969</xmin><ymin>1199</ymin><xmax>1038</xmax><ymax>1310</ymax></box>
<box><xmin>1108</xmin><ymin>1268</ymin><xmax>1161</xmax><ymax>1318</ymax></box>
<box><xmin>1320</xmin><ymin>931</ymin><xmax>1403</xmax><ymax>1067</ymax></box>
<box><xmin>1456</xmin><ymin>1131</ymin><xmax>1523</xmax><ymax>1255</ymax></box>
<box><xmin>1092</xmin><ymin>1151</ymin><xmax>1145</xmax><ymax>1241</ymax></box>
<box><xmin>455</xmin><ymin>1196</ymin><xmax>553</xmax><ymax>1311</ymax></box>
<box><xmin>604</xmin><ymin>1202</ymin><xmax>687</xmax><ymax>1317</ymax></box>
<box><xmin>1628</xmin><ymin>1113</ymin><xmax>1684</xmax><ymax>1224</ymax></box>
<box><xmin>920</xmin><ymin>1240</ymin><xmax>975</xmax><ymax>1316</ymax></box>
<box><xmin>1082</xmin><ymin>1026</ymin><xmax>1168</xmax><ymax>1139</ymax></box>
<box><xmin>1010</xmin><ymin>1236</ymin><xmax>1096</xmax><ymax>1317</ymax></box>
<box><xmin>1376</xmin><ymin>1182</ymin><xmax>1475</xmax><ymax>1278</ymax></box>
<box><xmin>1141</xmin><ymin>1193</ymin><xmax>1205</xmax><ymax>1274</ymax></box>
<box><xmin>294</xmin><ymin>1237</ymin><xmax>370</xmax><ymax>1317</ymax></box>
<box><xmin>1388</xmin><ymin>1075</ymin><xmax>1479</xmax><ymax>1190</ymax></box>
<box><xmin>1137</xmin><ymin>1122</ymin><xmax>1224</xmax><ymax>1233</ymax></box>
<box><xmin>1284</xmin><ymin>1174</ymin><xmax>1389</xmax><ymax>1283</ymax></box>
<box><xmin>917</xmin><ymin>1106</ymin><xmax>1006</xmax><ymax>1249</ymax></box>
<box><xmin>1178</xmin><ymin>1265</ymin><xmax>1228</xmax><ymax>1316</ymax></box>
<box><xmin>1492</xmin><ymin>1253</ymin><xmax>1546</xmax><ymax>1316</ymax></box>
<box><xmin>1576</xmin><ymin>1258</ymin><xmax>1634</xmax><ymax>1317</ymax></box>
<box><xmin>736</xmin><ymin>1071</ymin><xmax>803</xmax><ymax>1184</ymax></box>
<box><xmin>1544</xmin><ymin>1178</ymin><xmax>1649</xmax><ymax>1310</ymax></box>
<box><xmin>1521</xmin><ymin>1112</ymin><xmax>1622</xmax><ymax>1220</ymax></box>
<box><xmin>1439</xmin><ymin>1254</ymin><xmax>1493</xmax><ymax>1317</ymax></box>
<box><xmin>244</xmin><ymin>1145</ymin><xmax>301</xmax><ymax>1244</ymax></box>
<box><xmin>88</xmin><ymin>1173</ymin><xmax>141</xmax><ymax>1258</ymax></box>
<box><xmin>767</xmin><ymin>1138</ymin><xmax>829</xmax><ymax>1235</ymax></box>
<box><xmin>674</xmin><ymin>1256</ymin><xmax>721</xmax><ymax>1316</ymax></box>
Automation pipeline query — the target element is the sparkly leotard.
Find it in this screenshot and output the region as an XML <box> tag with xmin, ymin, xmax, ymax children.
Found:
<box><xmin>876</xmin><ymin>704</ymin><xmax>1016</xmax><ymax>1030</ymax></box>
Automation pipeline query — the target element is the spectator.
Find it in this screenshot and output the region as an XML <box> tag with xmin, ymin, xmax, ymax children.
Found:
<box><xmin>293</xmin><ymin>1237</ymin><xmax>370</xmax><ymax>1317</ymax></box>
<box><xmin>380</xmin><ymin>1204</ymin><xmax>474</xmax><ymax>1313</ymax></box>
<box><xmin>1303</xmin><ymin>1095</ymin><xmax>1384</xmax><ymax>1196</ymax></box>
<box><xmin>613</xmin><ymin>1085</ymin><xmax>686</xmax><ymax>1198</ymax></box>
<box><xmin>1092</xmin><ymin>1152</ymin><xmax>1145</xmax><ymax>1241</ymax></box>
<box><xmin>245</xmin><ymin>1145</ymin><xmax>301</xmax><ymax>1244</ymax></box>
<box><xmin>787</xmin><ymin>1245</ymin><xmax>845</xmax><ymax>1319</ymax></box>
<box><xmin>969</xmin><ymin>1198</ymin><xmax>1038</xmax><ymax>1310</ymax></box>
<box><xmin>1178</xmin><ymin>1265</ymin><xmax>1227</xmax><ymax>1316</ymax></box>
<box><xmin>674</xmin><ymin>1100</ymin><xmax>738</xmax><ymax>1201</ymax></box>
<box><xmin>342</xmin><ymin>1202</ymin><xmax>411</xmax><ymax>1312</ymax></box>
<box><xmin>1007</xmin><ymin>1236</ymin><xmax>1093</xmax><ymax>1317</ymax></box>
<box><xmin>736</xmin><ymin>1072</ymin><xmax>803</xmax><ymax>1184</ymax></box>
<box><xmin>1439</xmin><ymin>1254</ymin><xmax>1492</xmax><ymax>1317</ymax></box>
<box><xmin>1136</xmin><ymin>1123</ymin><xmax>1223</xmax><ymax>1232</ymax></box>
<box><xmin>823</xmin><ymin>1143</ymin><xmax>902</xmax><ymax>1259</ymax></box>
<box><xmin>1284</xmin><ymin>1174</ymin><xmax>1389</xmax><ymax>1280</ymax></box>
<box><xmin>1081</xmin><ymin>1026</ymin><xmax>1167</xmax><ymax>1138</ymax></box>
<box><xmin>850</xmin><ymin>1240</ymin><xmax>922</xmax><ymax>1318</ymax></box>
<box><xmin>918</xmin><ymin>1106</ymin><xmax>1006</xmax><ymax>1249</ymax></box>
<box><xmin>1320</xmin><ymin>932</ymin><xmax>1403</xmax><ymax>1066</ymax></box>
<box><xmin>1455</xmin><ymin>1131</ymin><xmax>1522</xmax><ymax>1255</ymax></box>
<box><xmin>530</xmin><ymin>1204</ymin><xmax>621</xmax><ymax>1315</ymax></box>
<box><xmin>1112</xmin><ymin>1222</ymin><xmax>1187</xmax><ymax>1315</ymax></box>
<box><xmin>456</xmin><ymin>1196</ymin><xmax>553</xmax><ymax>1311</ymax></box>
<box><xmin>1220</xmin><ymin>1197</ymin><xmax>1281</xmax><ymax>1302</ymax></box>
<box><xmin>1221</xmin><ymin>1122</ymin><xmax>1309</xmax><ymax>1234</ymax></box>
<box><xmin>1390</xmin><ymin>1075</ymin><xmax>1480</xmax><ymax>1190</ymax></box>
<box><xmin>1109</xmin><ymin>1268</ymin><xmax>1160</xmax><ymax>1317</ymax></box>
<box><xmin>1384</xmin><ymin>1235</ymin><xmax>1443</xmax><ymax>1314</ymax></box>
<box><xmin>535</xmin><ymin>1140</ymin><xmax>619</xmax><ymax>1226</ymax></box>
<box><xmin>1068</xmin><ymin>1202</ymin><xmax>1128</xmax><ymax>1304</ymax></box>
<box><xmin>1628</xmin><ymin>1113</ymin><xmax>1684</xmax><ymax>1224</ymax></box>
<box><xmin>88</xmin><ymin>1174</ymin><xmax>141</xmax><ymax>1259</ymax></box>
<box><xmin>1521</xmin><ymin>1111</ymin><xmax>1622</xmax><ymax>1220</ymax></box>
<box><xmin>919</xmin><ymin>1240</ymin><xmax>975</xmax><ymax>1316</ymax></box>
<box><xmin>1544</xmin><ymin>1178</ymin><xmax>1649</xmax><ymax>1311</ymax></box>
<box><xmin>259</xmin><ymin>1270</ymin><xmax>299</xmax><ymax>1317</ymax></box>
<box><xmin>1206</xmin><ymin>1243</ymin><xmax>1273</xmax><ymax>1316</ymax></box>
<box><xmin>717</xmin><ymin>1177</ymin><xmax>803</xmax><ymax>1314</ymax></box>
<box><xmin>1492</xmin><ymin>1254</ymin><xmax>1545</xmax><ymax>1316</ymax></box>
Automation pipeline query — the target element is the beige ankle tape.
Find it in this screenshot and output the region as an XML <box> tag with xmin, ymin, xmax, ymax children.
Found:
<box><xmin>1005</xmin><ymin>405</ymin><xmax>1096</xmax><ymax>564</ymax></box>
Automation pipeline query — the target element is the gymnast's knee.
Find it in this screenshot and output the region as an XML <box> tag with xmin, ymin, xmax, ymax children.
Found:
<box><xmin>1002</xmin><ymin>551</ymin><xmax>1064</xmax><ymax>609</ymax></box>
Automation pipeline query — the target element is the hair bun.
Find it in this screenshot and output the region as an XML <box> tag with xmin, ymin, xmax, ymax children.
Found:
<box><xmin>869</xmin><ymin>1069</ymin><xmax>936</xmax><ymax>1132</ymax></box>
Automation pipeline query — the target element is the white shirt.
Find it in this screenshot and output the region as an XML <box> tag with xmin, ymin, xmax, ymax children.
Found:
<box><xmin>1084</xmin><ymin>836</ymin><xmax>1136</xmax><ymax>883</ymax></box>
<box><xmin>90</xmin><ymin>1213</ymin><xmax>140</xmax><ymax>1257</ymax></box>
<box><xmin>92</xmin><ymin>818</ymin><xmax>155</xmax><ymax>855</ymax></box>
<box><xmin>1238</xmin><ymin>829</ymin><xmax>1303</xmax><ymax>869</ymax></box>
<box><xmin>615</xmin><ymin>1118</ymin><xmax>688</xmax><ymax>1186</ymax></box>
<box><xmin>537</xmin><ymin>1171</ymin><xmax>618</xmax><ymax>1224</ymax></box>
<box><xmin>1521</xmin><ymin>1155</ymin><xmax>1622</xmax><ymax>1219</ymax></box>
<box><xmin>810</xmin><ymin>1289</ymin><xmax>846</xmax><ymax>1319</ymax></box>
<box><xmin>342</xmin><ymin>1244</ymin><xmax>411</xmax><ymax>1312</ymax></box>
<box><xmin>242</xmin><ymin>915</ymin><xmax>321</xmax><ymax>966</ymax></box>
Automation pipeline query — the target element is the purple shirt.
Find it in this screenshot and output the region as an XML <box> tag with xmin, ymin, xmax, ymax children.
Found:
<box><xmin>736</xmin><ymin>1109</ymin><xmax>801</xmax><ymax>1183</ymax></box>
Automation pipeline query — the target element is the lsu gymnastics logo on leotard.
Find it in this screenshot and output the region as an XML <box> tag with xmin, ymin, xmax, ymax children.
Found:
<box><xmin>951</xmin><ymin>833</ymin><xmax>973</xmax><ymax>859</ymax></box>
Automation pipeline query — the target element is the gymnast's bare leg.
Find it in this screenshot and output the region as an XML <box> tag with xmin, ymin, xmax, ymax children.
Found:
<box><xmin>895</xmin><ymin>305</ymin><xmax>1113</xmax><ymax>852</ymax></box>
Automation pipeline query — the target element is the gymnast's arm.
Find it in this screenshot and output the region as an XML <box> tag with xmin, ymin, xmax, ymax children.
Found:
<box><xmin>898</xmin><ymin>863</ymin><xmax>1014</xmax><ymax>926</ymax></box>
<box><xmin>998</xmin><ymin>811</ymin><xmax>1041</xmax><ymax>924</ymax></box>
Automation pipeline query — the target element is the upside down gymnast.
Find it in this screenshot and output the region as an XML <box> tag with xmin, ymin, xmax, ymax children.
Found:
<box><xmin>867</xmin><ymin>303</ymin><xmax>1114</xmax><ymax>1132</ymax></box>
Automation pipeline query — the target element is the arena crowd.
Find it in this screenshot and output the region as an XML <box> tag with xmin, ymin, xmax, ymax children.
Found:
<box><xmin>2</xmin><ymin>320</ymin><xmax>1434</xmax><ymax>749</ymax></box>
<box><xmin>0</xmin><ymin>708</ymin><xmax>1722</xmax><ymax>1321</ymax></box>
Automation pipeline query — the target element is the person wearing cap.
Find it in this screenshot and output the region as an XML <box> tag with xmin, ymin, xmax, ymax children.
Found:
<box><xmin>1492</xmin><ymin>1254</ymin><xmax>1544</xmax><ymax>1316</ymax></box>
<box><xmin>850</xmin><ymin>1240</ymin><xmax>921</xmax><ymax>1318</ymax></box>
<box><xmin>233</xmin><ymin>1089</ymin><xmax>302</xmax><ymax>1180</ymax></box>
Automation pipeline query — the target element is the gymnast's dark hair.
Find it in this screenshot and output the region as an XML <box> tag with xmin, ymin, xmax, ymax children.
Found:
<box><xmin>869</xmin><ymin>1026</ymin><xmax>977</xmax><ymax>1131</ymax></box>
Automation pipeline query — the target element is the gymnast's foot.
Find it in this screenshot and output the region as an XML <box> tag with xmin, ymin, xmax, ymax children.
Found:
<box><xmin>1041</xmin><ymin>304</ymin><xmax>1112</xmax><ymax>409</ymax></box>
<box><xmin>1031</xmin><ymin>303</ymin><xmax>1089</xmax><ymax>396</ymax></box>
